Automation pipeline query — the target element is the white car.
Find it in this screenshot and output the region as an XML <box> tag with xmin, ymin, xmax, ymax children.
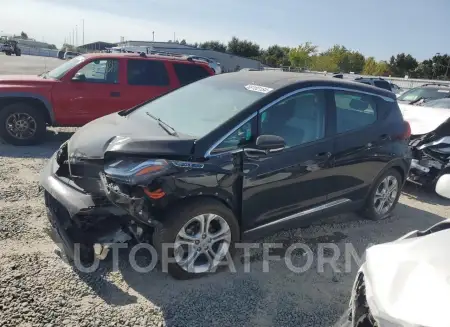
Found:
<box><xmin>64</xmin><ymin>51</ymin><xmax>80</xmax><ymax>60</ymax></box>
<box><xmin>400</xmin><ymin>98</ymin><xmax>450</xmax><ymax>199</ymax></box>
<box><xmin>348</xmin><ymin>219</ymin><xmax>450</xmax><ymax>327</ymax></box>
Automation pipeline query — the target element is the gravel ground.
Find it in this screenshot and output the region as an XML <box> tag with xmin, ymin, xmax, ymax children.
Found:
<box><xmin>0</xmin><ymin>55</ymin><xmax>449</xmax><ymax>326</ymax></box>
<box><xmin>0</xmin><ymin>130</ymin><xmax>449</xmax><ymax>327</ymax></box>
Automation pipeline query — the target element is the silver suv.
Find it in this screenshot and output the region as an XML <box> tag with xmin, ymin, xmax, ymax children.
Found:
<box><xmin>187</xmin><ymin>55</ymin><xmax>222</xmax><ymax>74</ymax></box>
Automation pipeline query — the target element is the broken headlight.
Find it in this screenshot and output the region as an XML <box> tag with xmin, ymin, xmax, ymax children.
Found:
<box><xmin>104</xmin><ymin>159</ymin><xmax>172</xmax><ymax>185</ymax></box>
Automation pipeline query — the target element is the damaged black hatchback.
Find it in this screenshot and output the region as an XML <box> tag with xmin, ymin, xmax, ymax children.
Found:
<box><xmin>40</xmin><ymin>71</ymin><xmax>411</xmax><ymax>279</ymax></box>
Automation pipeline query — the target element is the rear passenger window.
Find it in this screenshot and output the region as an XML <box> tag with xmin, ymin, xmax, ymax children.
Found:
<box><xmin>127</xmin><ymin>59</ymin><xmax>169</xmax><ymax>86</ymax></box>
<box><xmin>373</xmin><ymin>80</ymin><xmax>392</xmax><ymax>91</ymax></box>
<box><xmin>173</xmin><ymin>63</ymin><xmax>210</xmax><ymax>86</ymax></box>
<box><xmin>334</xmin><ymin>91</ymin><xmax>377</xmax><ymax>133</ymax></box>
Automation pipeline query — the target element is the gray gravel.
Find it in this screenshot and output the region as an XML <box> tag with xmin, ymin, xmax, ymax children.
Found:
<box><xmin>0</xmin><ymin>55</ymin><xmax>449</xmax><ymax>326</ymax></box>
<box><xmin>1</xmin><ymin>130</ymin><xmax>449</xmax><ymax>327</ymax></box>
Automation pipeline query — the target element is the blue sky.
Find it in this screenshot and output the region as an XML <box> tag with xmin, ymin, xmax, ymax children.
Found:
<box><xmin>3</xmin><ymin>0</ymin><xmax>449</xmax><ymax>61</ymax></box>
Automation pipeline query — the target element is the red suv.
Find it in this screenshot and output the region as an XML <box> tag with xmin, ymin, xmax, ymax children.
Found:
<box><xmin>0</xmin><ymin>53</ymin><xmax>214</xmax><ymax>145</ymax></box>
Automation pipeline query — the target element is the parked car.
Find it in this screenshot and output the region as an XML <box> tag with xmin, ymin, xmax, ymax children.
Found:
<box><xmin>397</xmin><ymin>83</ymin><xmax>450</xmax><ymax>104</ymax></box>
<box><xmin>353</xmin><ymin>77</ymin><xmax>393</xmax><ymax>92</ymax></box>
<box><xmin>64</xmin><ymin>51</ymin><xmax>81</xmax><ymax>60</ymax></box>
<box><xmin>389</xmin><ymin>82</ymin><xmax>403</xmax><ymax>95</ymax></box>
<box><xmin>40</xmin><ymin>72</ymin><xmax>411</xmax><ymax>279</ymax></box>
<box><xmin>0</xmin><ymin>52</ymin><xmax>214</xmax><ymax>145</ymax></box>
<box><xmin>399</xmin><ymin>98</ymin><xmax>450</xmax><ymax>199</ymax></box>
<box><xmin>186</xmin><ymin>55</ymin><xmax>222</xmax><ymax>74</ymax></box>
<box><xmin>348</xmin><ymin>219</ymin><xmax>450</xmax><ymax>327</ymax></box>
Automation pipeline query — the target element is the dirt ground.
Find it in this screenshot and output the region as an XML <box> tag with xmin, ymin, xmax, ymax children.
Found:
<box><xmin>0</xmin><ymin>55</ymin><xmax>449</xmax><ymax>327</ymax></box>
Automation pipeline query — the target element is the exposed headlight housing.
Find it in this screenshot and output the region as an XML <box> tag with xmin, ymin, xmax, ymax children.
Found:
<box><xmin>104</xmin><ymin>158</ymin><xmax>171</xmax><ymax>185</ymax></box>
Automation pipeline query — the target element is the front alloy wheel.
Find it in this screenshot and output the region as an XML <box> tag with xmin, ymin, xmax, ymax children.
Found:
<box><xmin>174</xmin><ymin>213</ymin><xmax>231</xmax><ymax>274</ymax></box>
<box><xmin>153</xmin><ymin>199</ymin><xmax>239</xmax><ymax>279</ymax></box>
<box><xmin>5</xmin><ymin>112</ymin><xmax>37</xmax><ymax>140</ymax></box>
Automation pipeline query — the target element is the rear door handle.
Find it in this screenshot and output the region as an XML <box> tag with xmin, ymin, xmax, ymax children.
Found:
<box><xmin>110</xmin><ymin>91</ymin><xmax>120</xmax><ymax>97</ymax></box>
<box><xmin>315</xmin><ymin>152</ymin><xmax>331</xmax><ymax>159</ymax></box>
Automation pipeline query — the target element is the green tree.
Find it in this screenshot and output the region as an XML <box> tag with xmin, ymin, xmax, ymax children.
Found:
<box><xmin>227</xmin><ymin>36</ymin><xmax>261</xmax><ymax>58</ymax></box>
<box><xmin>288</xmin><ymin>42</ymin><xmax>317</xmax><ymax>68</ymax></box>
<box><xmin>199</xmin><ymin>40</ymin><xmax>227</xmax><ymax>52</ymax></box>
<box><xmin>347</xmin><ymin>51</ymin><xmax>365</xmax><ymax>73</ymax></box>
<box><xmin>389</xmin><ymin>53</ymin><xmax>418</xmax><ymax>77</ymax></box>
<box><xmin>310</xmin><ymin>55</ymin><xmax>338</xmax><ymax>72</ymax></box>
<box><xmin>363</xmin><ymin>57</ymin><xmax>378</xmax><ymax>75</ymax></box>
<box><xmin>374</xmin><ymin>61</ymin><xmax>390</xmax><ymax>76</ymax></box>
<box><xmin>180</xmin><ymin>39</ymin><xmax>187</xmax><ymax>45</ymax></box>
<box><xmin>20</xmin><ymin>31</ymin><xmax>28</xmax><ymax>39</ymax></box>
<box><xmin>47</xmin><ymin>44</ymin><xmax>57</xmax><ymax>50</ymax></box>
<box><xmin>261</xmin><ymin>45</ymin><xmax>290</xmax><ymax>67</ymax></box>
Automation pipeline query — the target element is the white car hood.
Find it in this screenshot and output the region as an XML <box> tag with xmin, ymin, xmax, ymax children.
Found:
<box><xmin>362</xmin><ymin>227</ymin><xmax>450</xmax><ymax>327</ymax></box>
<box><xmin>399</xmin><ymin>103</ymin><xmax>450</xmax><ymax>135</ymax></box>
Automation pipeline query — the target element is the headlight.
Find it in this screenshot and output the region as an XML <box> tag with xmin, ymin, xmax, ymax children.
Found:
<box><xmin>104</xmin><ymin>158</ymin><xmax>171</xmax><ymax>185</ymax></box>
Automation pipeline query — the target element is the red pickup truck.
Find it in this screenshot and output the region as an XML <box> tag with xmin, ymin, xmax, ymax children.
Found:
<box><xmin>0</xmin><ymin>53</ymin><xmax>214</xmax><ymax>145</ymax></box>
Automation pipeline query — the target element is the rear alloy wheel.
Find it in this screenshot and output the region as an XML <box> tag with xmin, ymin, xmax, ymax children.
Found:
<box><xmin>153</xmin><ymin>199</ymin><xmax>239</xmax><ymax>279</ymax></box>
<box><xmin>0</xmin><ymin>103</ymin><xmax>46</xmax><ymax>145</ymax></box>
<box><xmin>363</xmin><ymin>169</ymin><xmax>402</xmax><ymax>221</ymax></box>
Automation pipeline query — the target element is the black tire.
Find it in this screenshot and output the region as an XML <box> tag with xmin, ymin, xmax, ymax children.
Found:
<box><xmin>15</xmin><ymin>49</ymin><xmax>21</xmax><ymax>56</ymax></box>
<box><xmin>361</xmin><ymin>168</ymin><xmax>402</xmax><ymax>221</ymax></box>
<box><xmin>5</xmin><ymin>51</ymin><xmax>11</xmax><ymax>56</ymax></box>
<box><xmin>0</xmin><ymin>103</ymin><xmax>47</xmax><ymax>146</ymax></box>
<box><xmin>153</xmin><ymin>198</ymin><xmax>240</xmax><ymax>280</ymax></box>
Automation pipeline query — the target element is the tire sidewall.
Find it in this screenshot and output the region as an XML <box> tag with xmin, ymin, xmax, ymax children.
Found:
<box><xmin>154</xmin><ymin>199</ymin><xmax>240</xmax><ymax>280</ymax></box>
<box><xmin>0</xmin><ymin>103</ymin><xmax>46</xmax><ymax>145</ymax></box>
<box><xmin>364</xmin><ymin>169</ymin><xmax>402</xmax><ymax>221</ymax></box>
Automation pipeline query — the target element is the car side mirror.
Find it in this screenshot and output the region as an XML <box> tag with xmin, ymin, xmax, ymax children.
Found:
<box><xmin>255</xmin><ymin>134</ymin><xmax>285</xmax><ymax>153</ymax></box>
<box><xmin>72</xmin><ymin>73</ymin><xmax>86</xmax><ymax>81</ymax></box>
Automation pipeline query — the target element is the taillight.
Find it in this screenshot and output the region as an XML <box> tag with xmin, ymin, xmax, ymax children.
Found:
<box><xmin>401</xmin><ymin>121</ymin><xmax>411</xmax><ymax>140</ymax></box>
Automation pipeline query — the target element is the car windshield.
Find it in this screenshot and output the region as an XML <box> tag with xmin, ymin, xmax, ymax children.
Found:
<box><xmin>421</xmin><ymin>98</ymin><xmax>450</xmax><ymax>108</ymax></box>
<box><xmin>397</xmin><ymin>86</ymin><xmax>450</xmax><ymax>102</ymax></box>
<box><xmin>46</xmin><ymin>56</ymin><xmax>86</xmax><ymax>79</ymax></box>
<box><xmin>130</xmin><ymin>76</ymin><xmax>267</xmax><ymax>137</ymax></box>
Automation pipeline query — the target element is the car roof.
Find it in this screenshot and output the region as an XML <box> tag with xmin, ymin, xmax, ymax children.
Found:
<box><xmin>419</xmin><ymin>83</ymin><xmax>450</xmax><ymax>88</ymax></box>
<box><xmin>220</xmin><ymin>71</ymin><xmax>396</xmax><ymax>99</ymax></box>
<box><xmin>81</xmin><ymin>52</ymin><xmax>211</xmax><ymax>67</ymax></box>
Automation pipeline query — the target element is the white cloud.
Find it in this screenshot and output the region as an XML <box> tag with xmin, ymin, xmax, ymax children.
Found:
<box><xmin>1</xmin><ymin>0</ymin><xmax>226</xmax><ymax>47</ymax></box>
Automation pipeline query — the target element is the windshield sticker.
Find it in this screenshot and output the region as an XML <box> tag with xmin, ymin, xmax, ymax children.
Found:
<box><xmin>245</xmin><ymin>84</ymin><xmax>273</xmax><ymax>94</ymax></box>
<box><xmin>438</xmin><ymin>90</ymin><xmax>450</xmax><ymax>93</ymax></box>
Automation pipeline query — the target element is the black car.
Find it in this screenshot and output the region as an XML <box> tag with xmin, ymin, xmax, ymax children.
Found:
<box><xmin>353</xmin><ymin>77</ymin><xmax>393</xmax><ymax>92</ymax></box>
<box><xmin>40</xmin><ymin>72</ymin><xmax>412</xmax><ymax>279</ymax></box>
<box><xmin>397</xmin><ymin>83</ymin><xmax>450</xmax><ymax>104</ymax></box>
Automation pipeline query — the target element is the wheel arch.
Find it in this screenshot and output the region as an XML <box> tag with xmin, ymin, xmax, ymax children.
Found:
<box><xmin>0</xmin><ymin>93</ymin><xmax>55</xmax><ymax>125</ymax></box>
<box><xmin>367</xmin><ymin>158</ymin><xmax>409</xmax><ymax>197</ymax></box>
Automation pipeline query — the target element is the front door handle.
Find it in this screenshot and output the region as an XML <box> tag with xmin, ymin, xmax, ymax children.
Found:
<box><xmin>110</xmin><ymin>91</ymin><xmax>120</xmax><ymax>97</ymax></box>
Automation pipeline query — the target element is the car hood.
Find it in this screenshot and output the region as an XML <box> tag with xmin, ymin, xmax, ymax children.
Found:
<box><xmin>67</xmin><ymin>112</ymin><xmax>196</xmax><ymax>161</ymax></box>
<box><xmin>0</xmin><ymin>75</ymin><xmax>56</xmax><ymax>85</ymax></box>
<box><xmin>399</xmin><ymin>103</ymin><xmax>450</xmax><ymax>135</ymax></box>
<box><xmin>362</xmin><ymin>225</ymin><xmax>450</xmax><ymax>327</ymax></box>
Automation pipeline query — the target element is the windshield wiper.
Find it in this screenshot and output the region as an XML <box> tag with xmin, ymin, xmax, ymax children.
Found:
<box><xmin>145</xmin><ymin>112</ymin><xmax>178</xmax><ymax>136</ymax></box>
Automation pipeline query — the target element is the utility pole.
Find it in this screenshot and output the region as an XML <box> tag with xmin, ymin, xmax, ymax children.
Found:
<box><xmin>72</xmin><ymin>29</ymin><xmax>75</xmax><ymax>45</ymax></box>
<box><xmin>173</xmin><ymin>32</ymin><xmax>175</xmax><ymax>42</ymax></box>
<box><xmin>82</xmin><ymin>19</ymin><xmax>85</xmax><ymax>45</ymax></box>
<box><xmin>75</xmin><ymin>25</ymin><xmax>78</xmax><ymax>46</ymax></box>
<box><xmin>152</xmin><ymin>31</ymin><xmax>154</xmax><ymax>42</ymax></box>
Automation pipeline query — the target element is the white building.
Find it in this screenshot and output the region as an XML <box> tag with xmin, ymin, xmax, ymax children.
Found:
<box><xmin>117</xmin><ymin>41</ymin><xmax>263</xmax><ymax>72</ymax></box>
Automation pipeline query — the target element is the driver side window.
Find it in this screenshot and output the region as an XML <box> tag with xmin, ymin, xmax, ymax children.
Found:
<box><xmin>259</xmin><ymin>90</ymin><xmax>327</xmax><ymax>148</ymax></box>
<box><xmin>210</xmin><ymin>118</ymin><xmax>255</xmax><ymax>155</ymax></box>
<box><xmin>74</xmin><ymin>59</ymin><xmax>119</xmax><ymax>84</ymax></box>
